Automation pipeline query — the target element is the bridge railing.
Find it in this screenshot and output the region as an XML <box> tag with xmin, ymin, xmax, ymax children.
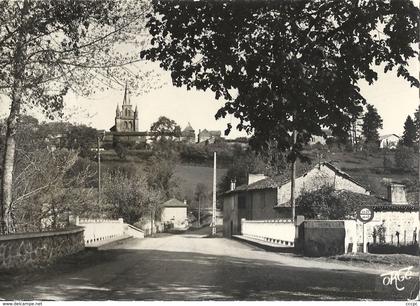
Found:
<box><xmin>76</xmin><ymin>217</ymin><xmax>125</xmax><ymax>245</ymax></box>
<box><xmin>241</xmin><ymin>219</ymin><xmax>295</xmax><ymax>246</ymax></box>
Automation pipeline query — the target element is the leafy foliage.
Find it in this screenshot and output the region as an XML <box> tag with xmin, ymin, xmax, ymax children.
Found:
<box><xmin>142</xmin><ymin>0</ymin><xmax>419</xmax><ymax>159</ymax></box>
<box><xmin>394</xmin><ymin>145</ymin><xmax>416</xmax><ymax>173</ymax></box>
<box><xmin>101</xmin><ymin>168</ymin><xmax>164</xmax><ymax>225</ymax></box>
<box><xmin>296</xmin><ymin>186</ymin><xmax>359</xmax><ymax>220</ymax></box>
<box><xmin>150</xmin><ymin>116</ymin><xmax>182</xmax><ymax>142</ymax></box>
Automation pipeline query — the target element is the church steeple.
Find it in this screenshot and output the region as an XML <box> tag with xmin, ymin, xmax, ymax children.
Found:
<box><xmin>122</xmin><ymin>82</ymin><xmax>130</xmax><ymax>105</ymax></box>
<box><xmin>116</xmin><ymin>104</ymin><xmax>120</xmax><ymax>118</ymax></box>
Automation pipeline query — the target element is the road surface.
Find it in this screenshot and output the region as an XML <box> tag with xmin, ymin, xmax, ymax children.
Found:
<box><xmin>0</xmin><ymin>231</ymin><xmax>417</xmax><ymax>300</ymax></box>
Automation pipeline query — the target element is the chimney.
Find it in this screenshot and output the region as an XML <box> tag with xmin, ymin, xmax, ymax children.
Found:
<box><xmin>387</xmin><ymin>183</ymin><xmax>408</xmax><ymax>205</ymax></box>
<box><xmin>230</xmin><ymin>178</ymin><xmax>236</xmax><ymax>191</ymax></box>
<box><xmin>184</xmin><ymin>200</ymin><xmax>187</xmax><ymax>205</ymax></box>
<box><xmin>248</xmin><ymin>173</ymin><xmax>267</xmax><ymax>185</ymax></box>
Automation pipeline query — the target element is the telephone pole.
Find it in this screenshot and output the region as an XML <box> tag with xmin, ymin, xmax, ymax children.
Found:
<box><xmin>211</xmin><ymin>152</ymin><xmax>217</xmax><ymax>236</ymax></box>
<box><xmin>291</xmin><ymin>130</ymin><xmax>297</xmax><ymax>223</ymax></box>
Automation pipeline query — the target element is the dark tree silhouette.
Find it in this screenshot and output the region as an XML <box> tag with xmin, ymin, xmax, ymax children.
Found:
<box><xmin>402</xmin><ymin>115</ymin><xmax>417</xmax><ymax>147</ymax></box>
<box><xmin>141</xmin><ymin>0</ymin><xmax>418</xmax><ymax>160</ymax></box>
<box><xmin>362</xmin><ymin>104</ymin><xmax>383</xmax><ymax>144</ymax></box>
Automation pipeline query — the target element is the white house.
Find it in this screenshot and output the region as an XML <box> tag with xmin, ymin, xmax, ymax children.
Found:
<box><xmin>379</xmin><ymin>134</ymin><xmax>400</xmax><ymax>149</ymax></box>
<box><xmin>161</xmin><ymin>198</ymin><xmax>189</xmax><ymax>229</ymax></box>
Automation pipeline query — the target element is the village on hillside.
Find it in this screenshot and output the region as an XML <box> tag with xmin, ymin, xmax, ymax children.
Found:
<box><xmin>0</xmin><ymin>0</ymin><xmax>419</xmax><ymax>302</ymax></box>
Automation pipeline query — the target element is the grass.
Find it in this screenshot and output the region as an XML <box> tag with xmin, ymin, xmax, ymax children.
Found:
<box><xmin>329</xmin><ymin>253</ymin><xmax>420</xmax><ymax>271</ymax></box>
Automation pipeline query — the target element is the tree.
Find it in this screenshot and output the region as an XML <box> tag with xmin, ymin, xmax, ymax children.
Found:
<box><xmin>395</xmin><ymin>145</ymin><xmax>416</xmax><ymax>173</ymax></box>
<box><xmin>114</xmin><ymin>142</ymin><xmax>129</xmax><ymax>160</ymax></box>
<box><xmin>193</xmin><ymin>183</ymin><xmax>208</xmax><ymax>226</ymax></box>
<box><xmin>362</xmin><ymin>104</ymin><xmax>383</xmax><ymax>144</ymax></box>
<box><xmin>12</xmin><ymin>148</ymin><xmax>96</xmax><ymax>232</ymax></box>
<box><xmin>142</xmin><ymin>0</ymin><xmax>418</xmax><ymax>159</ymax></box>
<box><xmin>296</xmin><ymin>186</ymin><xmax>358</xmax><ymax>220</ymax></box>
<box><xmin>0</xmin><ymin>0</ymin><xmax>153</xmax><ymax>233</ymax></box>
<box><xmin>414</xmin><ymin>107</ymin><xmax>420</xmax><ymax>144</ymax></box>
<box><xmin>150</xmin><ymin>116</ymin><xmax>181</xmax><ymax>142</ymax></box>
<box><xmin>402</xmin><ymin>115</ymin><xmax>417</xmax><ymax>147</ymax></box>
<box><xmin>102</xmin><ymin>169</ymin><xmax>150</xmax><ymax>225</ymax></box>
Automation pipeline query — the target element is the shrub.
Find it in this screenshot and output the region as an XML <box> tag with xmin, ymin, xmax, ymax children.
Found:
<box><xmin>368</xmin><ymin>243</ymin><xmax>419</xmax><ymax>256</ymax></box>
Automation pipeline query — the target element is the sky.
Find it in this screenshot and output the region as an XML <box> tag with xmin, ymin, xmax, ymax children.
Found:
<box><xmin>0</xmin><ymin>46</ymin><xmax>418</xmax><ymax>140</ymax></box>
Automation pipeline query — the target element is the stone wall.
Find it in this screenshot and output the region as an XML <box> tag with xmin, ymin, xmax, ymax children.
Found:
<box><xmin>299</xmin><ymin>220</ymin><xmax>347</xmax><ymax>257</ymax></box>
<box><xmin>0</xmin><ymin>227</ymin><xmax>84</xmax><ymax>270</ymax></box>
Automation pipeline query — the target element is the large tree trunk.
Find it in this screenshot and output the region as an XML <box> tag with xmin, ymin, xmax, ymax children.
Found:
<box><xmin>1</xmin><ymin>3</ymin><xmax>28</xmax><ymax>234</ymax></box>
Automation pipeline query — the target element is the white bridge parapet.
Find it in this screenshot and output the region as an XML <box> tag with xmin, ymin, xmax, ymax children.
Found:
<box><xmin>76</xmin><ymin>217</ymin><xmax>126</xmax><ymax>245</ymax></box>
<box><xmin>241</xmin><ymin>219</ymin><xmax>296</xmax><ymax>247</ymax></box>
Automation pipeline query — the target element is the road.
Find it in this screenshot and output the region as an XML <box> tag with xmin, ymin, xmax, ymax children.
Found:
<box><xmin>0</xmin><ymin>230</ymin><xmax>417</xmax><ymax>301</ymax></box>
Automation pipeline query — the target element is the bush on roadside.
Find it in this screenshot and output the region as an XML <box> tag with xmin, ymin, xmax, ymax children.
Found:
<box><xmin>367</xmin><ymin>243</ymin><xmax>419</xmax><ymax>256</ymax></box>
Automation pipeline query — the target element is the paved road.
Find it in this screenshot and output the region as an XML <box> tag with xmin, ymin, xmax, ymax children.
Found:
<box><xmin>0</xmin><ymin>231</ymin><xmax>417</xmax><ymax>300</ymax></box>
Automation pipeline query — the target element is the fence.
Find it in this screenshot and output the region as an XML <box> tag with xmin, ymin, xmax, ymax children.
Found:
<box><xmin>241</xmin><ymin>219</ymin><xmax>295</xmax><ymax>246</ymax></box>
<box><xmin>76</xmin><ymin>217</ymin><xmax>125</xmax><ymax>245</ymax></box>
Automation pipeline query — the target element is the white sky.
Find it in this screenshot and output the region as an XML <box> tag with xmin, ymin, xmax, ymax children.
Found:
<box><xmin>0</xmin><ymin>49</ymin><xmax>418</xmax><ymax>140</ymax></box>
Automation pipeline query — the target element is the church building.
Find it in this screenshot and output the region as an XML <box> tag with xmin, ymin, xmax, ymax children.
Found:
<box><xmin>110</xmin><ymin>84</ymin><xmax>139</xmax><ymax>133</ymax></box>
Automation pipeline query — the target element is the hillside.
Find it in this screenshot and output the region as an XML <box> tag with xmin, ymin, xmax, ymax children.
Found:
<box><xmin>100</xmin><ymin>145</ymin><xmax>417</xmax><ymax>204</ymax></box>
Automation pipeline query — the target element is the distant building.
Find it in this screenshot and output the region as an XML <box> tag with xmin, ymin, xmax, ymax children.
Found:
<box><xmin>197</xmin><ymin>129</ymin><xmax>221</xmax><ymax>144</ymax></box>
<box><xmin>161</xmin><ymin>199</ymin><xmax>189</xmax><ymax>230</ymax></box>
<box><xmin>181</xmin><ymin>122</ymin><xmax>196</xmax><ymax>143</ymax></box>
<box><xmin>379</xmin><ymin>134</ymin><xmax>400</xmax><ymax>149</ymax></box>
<box><xmin>108</xmin><ymin>84</ymin><xmax>144</xmax><ymax>143</ymax></box>
<box><xmin>110</xmin><ymin>84</ymin><xmax>139</xmax><ymax>133</ymax></box>
<box><xmin>308</xmin><ymin>129</ymin><xmax>332</xmax><ymax>146</ymax></box>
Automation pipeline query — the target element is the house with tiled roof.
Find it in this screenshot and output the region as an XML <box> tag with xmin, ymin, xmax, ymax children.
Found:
<box><xmin>222</xmin><ymin>162</ymin><xmax>371</xmax><ymax>237</ymax></box>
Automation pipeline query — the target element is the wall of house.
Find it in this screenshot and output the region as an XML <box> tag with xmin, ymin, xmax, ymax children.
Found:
<box><xmin>277</xmin><ymin>165</ymin><xmax>369</xmax><ymax>205</ymax></box>
<box><xmin>249</xmin><ymin>189</ymin><xmax>281</xmax><ymax>220</ymax></box>
<box><xmin>161</xmin><ymin>207</ymin><xmax>188</xmax><ymax>228</ymax></box>
<box><xmin>361</xmin><ymin>210</ymin><xmax>419</xmax><ymax>245</ymax></box>
<box><xmin>0</xmin><ymin>228</ymin><xmax>84</xmax><ymax>270</ymax></box>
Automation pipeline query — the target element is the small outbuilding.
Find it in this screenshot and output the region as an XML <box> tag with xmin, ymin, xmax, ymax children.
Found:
<box><xmin>161</xmin><ymin>198</ymin><xmax>189</xmax><ymax>230</ymax></box>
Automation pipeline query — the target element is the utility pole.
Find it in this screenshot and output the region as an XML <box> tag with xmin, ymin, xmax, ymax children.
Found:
<box><xmin>96</xmin><ymin>131</ymin><xmax>105</xmax><ymax>206</ymax></box>
<box><xmin>198</xmin><ymin>197</ymin><xmax>201</xmax><ymax>227</ymax></box>
<box><xmin>211</xmin><ymin>152</ymin><xmax>217</xmax><ymax>236</ymax></box>
<box><xmin>97</xmin><ymin>136</ymin><xmax>101</xmax><ymax>206</ymax></box>
<box><xmin>290</xmin><ymin>129</ymin><xmax>297</xmax><ymax>223</ymax></box>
